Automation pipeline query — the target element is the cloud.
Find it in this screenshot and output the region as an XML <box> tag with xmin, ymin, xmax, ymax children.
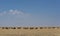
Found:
<box><xmin>9</xmin><ymin>9</ymin><xmax>24</xmax><ymax>15</ymax></box>
<box><xmin>0</xmin><ymin>9</ymin><xmax>57</xmax><ymax>26</ymax></box>
<box><xmin>0</xmin><ymin>9</ymin><xmax>28</xmax><ymax>16</ymax></box>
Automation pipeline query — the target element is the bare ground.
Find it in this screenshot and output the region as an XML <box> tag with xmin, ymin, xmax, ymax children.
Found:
<box><xmin>0</xmin><ymin>28</ymin><xmax>60</xmax><ymax>36</ymax></box>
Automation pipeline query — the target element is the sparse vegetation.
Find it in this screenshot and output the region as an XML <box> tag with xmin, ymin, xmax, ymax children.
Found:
<box><xmin>0</xmin><ymin>27</ymin><xmax>60</xmax><ymax>36</ymax></box>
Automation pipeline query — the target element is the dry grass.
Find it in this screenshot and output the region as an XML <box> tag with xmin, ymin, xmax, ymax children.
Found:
<box><xmin>0</xmin><ymin>27</ymin><xmax>60</xmax><ymax>36</ymax></box>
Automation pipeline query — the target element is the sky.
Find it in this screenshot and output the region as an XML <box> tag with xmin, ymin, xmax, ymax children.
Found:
<box><xmin>0</xmin><ymin>0</ymin><xmax>59</xmax><ymax>27</ymax></box>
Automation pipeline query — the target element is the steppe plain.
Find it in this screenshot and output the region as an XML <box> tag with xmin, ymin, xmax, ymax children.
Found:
<box><xmin>0</xmin><ymin>27</ymin><xmax>60</xmax><ymax>36</ymax></box>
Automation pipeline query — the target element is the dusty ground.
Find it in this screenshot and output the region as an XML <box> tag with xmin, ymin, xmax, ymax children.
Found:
<box><xmin>0</xmin><ymin>27</ymin><xmax>60</xmax><ymax>36</ymax></box>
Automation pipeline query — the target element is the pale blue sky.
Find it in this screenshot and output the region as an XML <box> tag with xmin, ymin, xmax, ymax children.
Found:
<box><xmin>0</xmin><ymin>0</ymin><xmax>59</xmax><ymax>27</ymax></box>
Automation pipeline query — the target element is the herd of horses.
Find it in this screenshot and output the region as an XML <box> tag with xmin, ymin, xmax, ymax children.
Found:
<box><xmin>0</xmin><ymin>27</ymin><xmax>60</xmax><ymax>29</ymax></box>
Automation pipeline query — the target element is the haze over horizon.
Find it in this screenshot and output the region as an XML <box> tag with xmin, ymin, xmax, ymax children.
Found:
<box><xmin>0</xmin><ymin>0</ymin><xmax>59</xmax><ymax>27</ymax></box>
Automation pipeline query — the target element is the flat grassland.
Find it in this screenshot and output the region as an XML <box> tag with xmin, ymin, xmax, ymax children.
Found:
<box><xmin>0</xmin><ymin>27</ymin><xmax>60</xmax><ymax>36</ymax></box>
